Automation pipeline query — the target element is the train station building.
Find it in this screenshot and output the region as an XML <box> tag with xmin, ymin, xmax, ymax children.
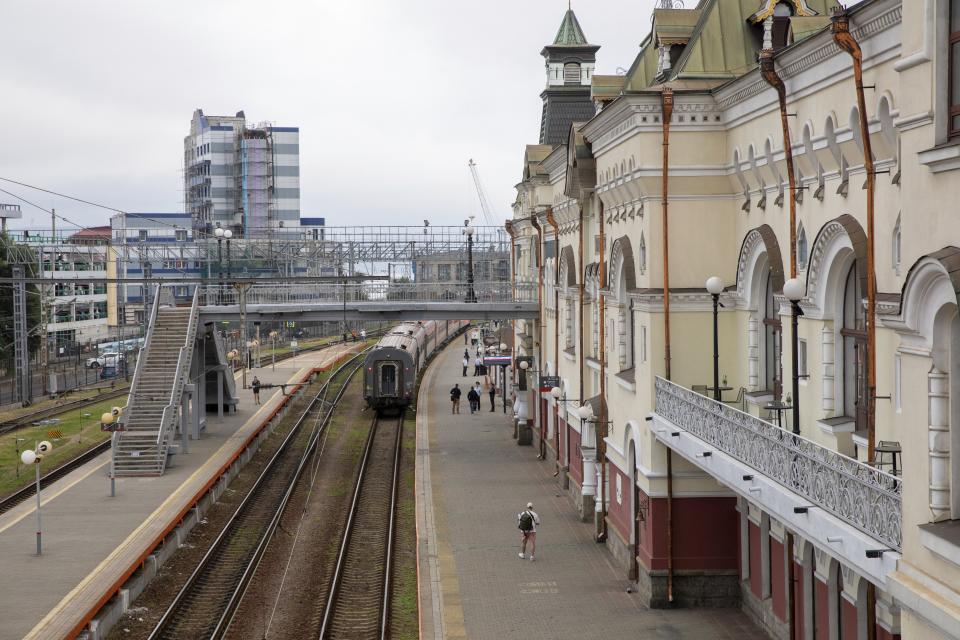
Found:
<box><xmin>509</xmin><ymin>1</ymin><xmax>960</xmax><ymax>638</ymax></box>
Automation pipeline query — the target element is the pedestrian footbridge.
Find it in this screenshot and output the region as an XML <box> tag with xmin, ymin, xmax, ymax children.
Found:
<box><xmin>195</xmin><ymin>281</ymin><xmax>539</xmax><ymax>322</ymax></box>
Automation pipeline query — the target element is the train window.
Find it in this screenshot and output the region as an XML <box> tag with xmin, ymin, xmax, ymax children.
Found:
<box><xmin>379</xmin><ymin>363</ymin><xmax>398</xmax><ymax>396</ymax></box>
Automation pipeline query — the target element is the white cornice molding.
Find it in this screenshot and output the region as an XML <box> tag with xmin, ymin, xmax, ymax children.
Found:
<box><xmin>629</xmin><ymin>291</ymin><xmax>736</xmax><ymax>313</ymax></box>
<box><xmin>717</xmin><ymin>0</ymin><xmax>902</xmax><ymax>110</ymax></box>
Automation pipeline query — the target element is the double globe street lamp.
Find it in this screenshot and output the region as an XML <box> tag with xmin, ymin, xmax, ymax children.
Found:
<box><xmin>705</xmin><ymin>276</ymin><xmax>725</xmax><ymax>401</ymax></box>
<box><xmin>464</xmin><ymin>223</ymin><xmax>477</xmax><ymax>303</ymax></box>
<box><xmin>214</xmin><ymin>226</ymin><xmax>233</xmax><ymax>304</ymax></box>
<box><xmin>20</xmin><ymin>440</ymin><xmax>53</xmax><ymax>555</ymax></box>
<box><xmin>783</xmin><ymin>277</ymin><xmax>806</xmax><ymax>435</ymax></box>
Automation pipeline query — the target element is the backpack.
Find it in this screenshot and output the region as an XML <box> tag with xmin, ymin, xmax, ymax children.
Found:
<box><xmin>518</xmin><ymin>511</ymin><xmax>534</xmax><ymax>532</ymax></box>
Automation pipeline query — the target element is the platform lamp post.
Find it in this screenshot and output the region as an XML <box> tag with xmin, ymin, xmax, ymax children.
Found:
<box><xmin>224</xmin><ymin>229</ymin><xmax>234</xmax><ymax>290</ymax></box>
<box><xmin>269</xmin><ymin>330</ymin><xmax>279</xmax><ymax>371</ymax></box>
<box><xmin>101</xmin><ymin>406</ymin><xmax>122</xmax><ymax>497</ymax></box>
<box><xmin>705</xmin><ymin>276</ymin><xmax>725</xmax><ymax>401</ymax></box>
<box><xmin>465</xmin><ymin>223</ymin><xmax>478</xmax><ymax>303</ymax></box>
<box><xmin>21</xmin><ymin>440</ymin><xmax>53</xmax><ymax>555</ymax></box>
<box><xmin>214</xmin><ymin>225</ymin><xmax>225</xmax><ymax>304</ymax></box>
<box><xmin>783</xmin><ymin>278</ymin><xmax>806</xmax><ymax>435</ymax></box>
<box><xmin>500</xmin><ymin>342</ymin><xmax>509</xmax><ymax>413</ymax></box>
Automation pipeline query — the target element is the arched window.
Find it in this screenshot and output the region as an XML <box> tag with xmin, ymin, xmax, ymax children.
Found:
<box><xmin>762</xmin><ymin>270</ymin><xmax>781</xmax><ymax>394</ymax></box>
<box><xmin>892</xmin><ymin>214</ymin><xmax>902</xmax><ymax>274</ymax></box>
<box><xmin>564</xmin><ymin>63</ymin><xmax>581</xmax><ymax>85</ymax></box>
<box><xmin>840</xmin><ymin>261</ymin><xmax>867</xmax><ymax>430</ymax></box>
<box><xmin>797</xmin><ymin>224</ymin><xmax>808</xmax><ymax>271</ymax></box>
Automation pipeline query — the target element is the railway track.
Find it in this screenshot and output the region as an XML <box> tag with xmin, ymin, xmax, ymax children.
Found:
<box><xmin>0</xmin><ymin>388</ymin><xmax>129</xmax><ymax>436</ymax></box>
<box><xmin>147</xmin><ymin>352</ymin><xmax>366</xmax><ymax>640</ymax></box>
<box><xmin>0</xmin><ymin>334</ymin><xmax>376</xmax><ymax>515</ymax></box>
<box><xmin>318</xmin><ymin>412</ymin><xmax>404</xmax><ymax>640</ymax></box>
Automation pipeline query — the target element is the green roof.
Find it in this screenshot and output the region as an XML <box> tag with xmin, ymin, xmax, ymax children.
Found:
<box><xmin>553</xmin><ymin>9</ymin><xmax>589</xmax><ymax>46</ymax></box>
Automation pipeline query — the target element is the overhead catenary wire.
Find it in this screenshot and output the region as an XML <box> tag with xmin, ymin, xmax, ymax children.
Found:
<box><xmin>0</xmin><ymin>180</ymin><xmax>339</xmax><ymax>275</ymax></box>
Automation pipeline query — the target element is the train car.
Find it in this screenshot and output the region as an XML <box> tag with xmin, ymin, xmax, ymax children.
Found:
<box><xmin>364</xmin><ymin>320</ymin><xmax>468</xmax><ymax>412</ymax></box>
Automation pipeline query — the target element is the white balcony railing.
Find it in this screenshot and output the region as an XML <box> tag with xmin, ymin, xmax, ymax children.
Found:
<box><xmin>654</xmin><ymin>377</ymin><xmax>902</xmax><ymax>551</ymax></box>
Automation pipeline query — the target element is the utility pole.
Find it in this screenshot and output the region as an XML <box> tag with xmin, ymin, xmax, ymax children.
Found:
<box><xmin>12</xmin><ymin>266</ymin><xmax>31</xmax><ymax>405</ymax></box>
<box><xmin>39</xmin><ymin>244</ymin><xmax>49</xmax><ymax>396</ymax></box>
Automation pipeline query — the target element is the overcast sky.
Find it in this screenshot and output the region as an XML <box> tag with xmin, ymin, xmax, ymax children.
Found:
<box><xmin>0</xmin><ymin>0</ymin><xmax>657</xmax><ymax>230</ymax></box>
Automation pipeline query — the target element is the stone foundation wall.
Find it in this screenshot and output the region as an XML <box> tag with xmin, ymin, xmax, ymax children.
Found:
<box><xmin>635</xmin><ymin>568</ymin><xmax>741</xmax><ymax>609</ymax></box>
<box><xmin>741</xmin><ymin>582</ymin><xmax>789</xmax><ymax>640</ymax></box>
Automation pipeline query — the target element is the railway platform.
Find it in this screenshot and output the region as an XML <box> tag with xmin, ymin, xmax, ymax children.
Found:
<box><xmin>0</xmin><ymin>344</ymin><xmax>358</xmax><ymax>640</ymax></box>
<box><xmin>416</xmin><ymin>343</ymin><xmax>767</xmax><ymax>640</ymax></box>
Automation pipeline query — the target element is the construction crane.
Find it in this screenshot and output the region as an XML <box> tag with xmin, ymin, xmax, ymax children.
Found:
<box><xmin>468</xmin><ymin>159</ymin><xmax>499</xmax><ymax>226</ymax></box>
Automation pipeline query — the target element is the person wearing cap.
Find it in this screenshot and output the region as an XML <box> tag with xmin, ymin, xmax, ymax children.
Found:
<box><xmin>517</xmin><ymin>501</ymin><xmax>541</xmax><ymax>561</ymax></box>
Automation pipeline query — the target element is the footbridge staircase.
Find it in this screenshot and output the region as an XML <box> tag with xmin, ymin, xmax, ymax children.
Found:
<box><xmin>111</xmin><ymin>287</ymin><xmax>200</xmax><ymax>476</ymax></box>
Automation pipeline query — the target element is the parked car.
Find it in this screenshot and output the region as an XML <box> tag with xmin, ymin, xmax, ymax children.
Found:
<box><xmin>86</xmin><ymin>352</ymin><xmax>125</xmax><ymax>369</ymax></box>
<box><xmin>99</xmin><ymin>365</ymin><xmax>119</xmax><ymax>380</ymax></box>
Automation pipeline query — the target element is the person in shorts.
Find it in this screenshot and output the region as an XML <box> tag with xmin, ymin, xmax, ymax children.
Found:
<box><xmin>251</xmin><ymin>376</ymin><xmax>262</xmax><ymax>405</ymax></box>
<box><xmin>517</xmin><ymin>502</ymin><xmax>541</xmax><ymax>561</ymax></box>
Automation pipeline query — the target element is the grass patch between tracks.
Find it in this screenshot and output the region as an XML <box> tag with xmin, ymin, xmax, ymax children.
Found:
<box><xmin>0</xmin><ymin>396</ymin><xmax>121</xmax><ymax>498</ymax></box>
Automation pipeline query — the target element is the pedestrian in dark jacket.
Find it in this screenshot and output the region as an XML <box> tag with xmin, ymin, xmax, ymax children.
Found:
<box><xmin>467</xmin><ymin>387</ymin><xmax>479</xmax><ymax>414</ymax></box>
<box><xmin>251</xmin><ymin>376</ymin><xmax>262</xmax><ymax>405</ymax></box>
<box><xmin>488</xmin><ymin>383</ymin><xmax>496</xmax><ymax>411</ymax></box>
<box><xmin>450</xmin><ymin>384</ymin><xmax>462</xmax><ymax>414</ymax></box>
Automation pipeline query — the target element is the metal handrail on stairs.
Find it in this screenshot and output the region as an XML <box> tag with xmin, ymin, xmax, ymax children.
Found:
<box><xmin>155</xmin><ymin>288</ymin><xmax>200</xmax><ymax>457</ymax></box>
<box><xmin>113</xmin><ymin>283</ymin><xmax>161</xmax><ymax>450</ymax></box>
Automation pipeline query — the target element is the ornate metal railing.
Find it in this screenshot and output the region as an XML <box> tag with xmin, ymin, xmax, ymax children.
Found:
<box><xmin>654</xmin><ymin>377</ymin><xmax>902</xmax><ymax>551</ymax></box>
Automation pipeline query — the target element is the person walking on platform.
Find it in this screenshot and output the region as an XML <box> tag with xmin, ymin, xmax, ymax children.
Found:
<box><xmin>462</xmin><ymin>356</ymin><xmax>469</xmax><ymax>377</ymax></box>
<box><xmin>450</xmin><ymin>384</ymin><xmax>462</xmax><ymax>414</ymax></box>
<box><xmin>473</xmin><ymin>355</ymin><xmax>482</xmax><ymax>376</ymax></box>
<box><xmin>473</xmin><ymin>382</ymin><xmax>482</xmax><ymax>410</ymax></box>
<box><xmin>517</xmin><ymin>502</ymin><xmax>541</xmax><ymax>561</ymax></box>
<box><xmin>466</xmin><ymin>386</ymin><xmax>479</xmax><ymax>414</ymax></box>
<box><xmin>488</xmin><ymin>382</ymin><xmax>496</xmax><ymax>411</ymax></box>
<box><xmin>251</xmin><ymin>376</ymin><xmax>262</xmax><ymax>406</ymax></box>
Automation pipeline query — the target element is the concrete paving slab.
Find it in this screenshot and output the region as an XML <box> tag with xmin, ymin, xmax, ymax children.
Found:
<box><xmin>417</xmin><ymin>341</ymin><xmax>768</xmax><ymax>640</ymax></box>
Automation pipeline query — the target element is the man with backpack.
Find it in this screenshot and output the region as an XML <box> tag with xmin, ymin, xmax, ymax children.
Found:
<box><xmin>450</xmin><ymin>383</ymin><xmax>462</xmax><ymax>414</ymax></box>
<box><xmin>517</xmin><ymin>502</ymin><xmax>541</xmax><ymax>561</ymax></box>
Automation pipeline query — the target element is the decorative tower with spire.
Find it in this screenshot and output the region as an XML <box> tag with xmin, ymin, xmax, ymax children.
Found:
<box><xmin>538</xmin><ymin>7</ymin><xmax>600</xmax><ymax>146</ymax></box>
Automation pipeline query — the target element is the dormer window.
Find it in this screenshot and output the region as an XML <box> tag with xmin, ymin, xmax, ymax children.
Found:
<box><xmin>564</xmin><ymin>63</ymin><xmax>581</xmax><ymax>85</ymax></box>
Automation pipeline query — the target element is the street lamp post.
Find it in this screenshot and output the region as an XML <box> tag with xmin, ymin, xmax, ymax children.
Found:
<box><xmin>465</xmin><ymin>224</ymin><xmax>477</xmax><ymax>303</ymax></box>
<box><xmin>101</xmin><ymin>406</ymin><xmax>122</xmax><ymax>496</ymax></box>
<box><xmin>214</xmin><ymin>226</ymin><xmax>225</xmax><ymax>303</ymax></box>
<box><xmin>784</xmin><ymin>278</ymin><xmax>806</xmax><ymax>435</ymax></box>
<box><xmin>706</xmin><ymin>276</ymin><xmax>725</xmax><ymax>401</ymax></box>
<box><xmin>21</xmin><ymin>440</ymin><xmax>53</xmax><ymax>555</ymax></box>
<box><xmin>224</xmin><ymin>229</ymin><xmax>233</xmax><ymax>282</ymax></box>
<box><xmin>499</xmin><ymin>342</ymin><xmax>509</xmax><ymax>413</ymax></box>
<box><xmin>270</xmin><ymin>330</ymin><xmax>278</xmax><ymax>371</ymax></box>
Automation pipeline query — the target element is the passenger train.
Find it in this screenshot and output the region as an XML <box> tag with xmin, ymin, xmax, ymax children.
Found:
<box><xmin>363</xmin><ymin>320</ymin><xmax>469</xmax><ymax>412</ymax></box>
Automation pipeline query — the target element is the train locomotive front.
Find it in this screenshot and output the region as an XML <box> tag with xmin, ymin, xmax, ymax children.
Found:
<box><xmin>363</xmin><ymin>323</ymin><xmax>424</xmax><ymax>412</ymax></box>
